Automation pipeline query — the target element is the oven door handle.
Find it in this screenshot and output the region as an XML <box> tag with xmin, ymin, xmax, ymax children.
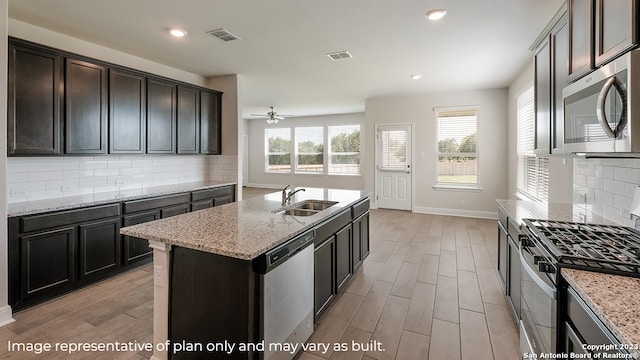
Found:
<box><xmin>520</xmin><ymin>250</ymin><xmax>557</xmax><ymax>300</ymax></box>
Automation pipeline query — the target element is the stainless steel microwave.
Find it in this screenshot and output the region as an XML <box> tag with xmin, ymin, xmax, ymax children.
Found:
<box><xmin>563</xmin><ymin>50</ymin><xmax>640</xmax><ymax>154</ymax></box>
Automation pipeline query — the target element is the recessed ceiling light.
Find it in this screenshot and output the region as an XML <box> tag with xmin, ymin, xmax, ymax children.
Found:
<box><xmin>425</xmin><ymin>9</ymin><xmax>447</xmax><ymax>21</ymax></box>
<box><xmin>411</xmin><ymin>74</ymin><xmax>423</xmax><ymax>80</ymax></box>
<box><xmin>169</xmin><ymin>29</ymin><xmax>187</xmax><ymax>38</ymax></box>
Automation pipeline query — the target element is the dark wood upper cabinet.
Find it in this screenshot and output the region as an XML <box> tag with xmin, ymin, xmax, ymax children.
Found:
<box><xmin>200</xmin><ymin>90</ymin><xmax>222</xmax><ymax>155</ymax></box>
<box><xmin>535</xmin><ymin>38</ymin><xmax>552</xmax><ymax>155</ymax></box>
<box><xmin>65</xmin><ymin>58</ymin><xmax>108</xmax><ymax>154</ymax></box>
<box><xmin>568</xmin><ymin>0</ymin><xmax>594</xmax><ymax>82</ymax></box>
<box><xmin>177</xmin><ymin>85</ymin><xmax>200</xmax><ymax>154</ymax></box>
<box><xmin>8</xmin><ymin>42</ymin><xmax>63</xmax><ymax>155</ymax></box>
<box><xmin>147</xmin><ymin>78</ymin><xmax>177</xmax><ymax>154</ymax></box>
<box><xmin>595</xmin><ymin>0</ymin><xmax>638</xmax><ymax>66</ymax></box>
<box><xmin>109</xmin><ymin>69</ymin><xmax>146</xmax><ymax>154</ymax></box>
<box><xmin>552</xmin><ymin>16</ymin><xmax>569</xmax><ymax>153</ymax></box>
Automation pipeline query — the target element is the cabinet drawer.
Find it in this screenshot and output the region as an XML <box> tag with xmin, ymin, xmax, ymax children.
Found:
<box><xmin>315</xmin><ymin>209</ymin><xmax>352</xmax><ymax>245</ymax></box>
<box><xmin>191</xmin><ymin>186</ymin><xmax>234</xmax><ymax>202</ymax></box>
<box><xmin>567</xmin><ymin>287</ymin><xmax>620</xmax><ymax>351</ymax></box>
<box><xmin>352</xmin><ymin>198</ymin><xmax>370</xmax><ymax>219</ymax></box>
<box><xmin>123</xmin><ymin>193</ymin><xmax>190</xmax><ymax>213</ymax></box>
<box><xmin>21</xmin><ymin>204</ymin><xmax>120</xmax><ymax>233</ymax></box>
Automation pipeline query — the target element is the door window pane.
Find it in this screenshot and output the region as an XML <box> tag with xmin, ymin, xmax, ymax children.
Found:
<box><xmin>265</xmin><ymin>128</ymin><xmax>291</xmax><ymax>172</ymax></box>
<box><xmin>329</xmin><ymin>125</ymin><xmax>360</xmax><ymax>174</ymax></box>
<box><xmin>296</xmin><ymin>127</ymin><xmax>324</xmax><ymax>173</ymax></box>
<box><xmin>379</xmin><ymin>129</ymin><xmax>407</xmax><ymax>171</ymax></box>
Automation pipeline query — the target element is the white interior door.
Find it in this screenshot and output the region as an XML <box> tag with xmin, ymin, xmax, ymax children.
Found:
<box><xmin>376</xmin><ymin>125</ymin><xmax>412</xmax><ymax>210</ymax></box>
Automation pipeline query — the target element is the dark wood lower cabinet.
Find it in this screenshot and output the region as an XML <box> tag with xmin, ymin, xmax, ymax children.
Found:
<box><xmin>20</xmin><ymin>227</ymin><xmax>75</xmax><ymax>301</ymax></box>
<box><xmin>9</xmin><ymin>185</ymin><xmax>236</xmax><ymax>311</ymax></box>
<box><xmin>336</xmin><ymin>225</ymin><xmax>352</xmax><ymax>291</ymax></box>
<box><xmin>79</xmin><ymin>218</ymin><xmax>120</xmax><ymax>278</ymax></box>
<box><xmin>314</xmin><ymin>237</ymin><xmax>335</xmax><ymax>319</ymax></box>
<box><xmin>123</xmin><ymin>211</ymin><xmax>160</xmax><ymax>264</ymax></box>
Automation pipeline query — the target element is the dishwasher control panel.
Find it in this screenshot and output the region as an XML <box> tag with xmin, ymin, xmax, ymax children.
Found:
<box><xmin>254</xmin><ymin>229</ymin><xmax>316</xmax><ymax>273</ymax></box>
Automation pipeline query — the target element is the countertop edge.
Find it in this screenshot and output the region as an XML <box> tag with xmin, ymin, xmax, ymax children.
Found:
<box><xmin>8</xmin><ymin>181</ymin><xmax>237</xmax><ymax>217</ymax></box>
<box><xmin>121</xmin><ymin>191</ymin><xmax>371</xmax><ymax>261</ymax></box>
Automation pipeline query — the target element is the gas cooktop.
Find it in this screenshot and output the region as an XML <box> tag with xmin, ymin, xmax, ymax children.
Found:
<box><xmin>523</xmin><ymin>219</ymin><xmax>640</xmax><ymax>277</ymax></box>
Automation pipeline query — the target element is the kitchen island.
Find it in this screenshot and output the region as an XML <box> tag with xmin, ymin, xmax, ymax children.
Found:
<box><xmin>120</xmin><ymin>187</ymin><xmax>370</xmax><ymax>360</ymax></box>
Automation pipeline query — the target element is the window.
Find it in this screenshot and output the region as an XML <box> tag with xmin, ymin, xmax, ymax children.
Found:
<box><xmin>435</xmin><ymin>108</ymin><xmax>478</xmax><ymax>187</ymax></box>
<box><xmin>329</xmin><ymin>125</ymin><xmax>360</xmax><ymax>174</ymax></box>
<box><xmin>295</xmin><ymin>127</ymin><xmax>324</xmax><ymax>173</ymax></box>
<box><xmin>516</xmin><ymin>86</ymin><xmax>549</xmax><ymax>201</ymax></box>
<box><xmin>265</xmin><ymin>128</ymin><xmax>291</xmax><ymax>172</ymax></box>
<box><xmin>379</xmin><ymin>128</ymin><xmax>408</xmax><ymax>171</ymax></box>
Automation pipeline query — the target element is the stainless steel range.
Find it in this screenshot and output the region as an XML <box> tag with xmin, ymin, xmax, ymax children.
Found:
<box><xmin>519</xmin><ymin>219</ymin><xmax>640</xmax><ymax>357</ymax></box>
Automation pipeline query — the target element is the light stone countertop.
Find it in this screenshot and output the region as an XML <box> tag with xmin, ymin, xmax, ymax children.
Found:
<box><xmin>496</xmin><ymin>199</ymin><xmax>620</xmax><ymax>226</ymax></box>
<box><xmin>7</xmin><ymin>181</ymin><xmax>237</xmax><ymax>217</ymax></box>
<box><xmin>120</xmin><ymin>187</ymin><xmax>370</xmax><ymax>260</ymax></box>
<box><xmin>562</xmin><ymin>268</ymin><xmax>640</xmax><ymax>359</ymax></box>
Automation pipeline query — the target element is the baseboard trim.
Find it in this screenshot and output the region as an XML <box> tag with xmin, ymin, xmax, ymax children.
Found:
<box><xmin>413</xmin><ymin>206</ymin><xmax>497</xmax><ymax>220</ymax></box>
<box><xmin>0</xmin><ymin>305</ymin><xmax>15</xmax><ymax>327</ymax></box>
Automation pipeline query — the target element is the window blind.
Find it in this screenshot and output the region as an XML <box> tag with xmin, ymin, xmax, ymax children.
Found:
<box><xmin>516</xmin><ymin>87</ymin><xmax>549</xmax><ymax>201</ymax></box>
<box><xmin>379</xmin><ymin>129</ymin><xmax>407</xmax><ymax>171</ymax></box>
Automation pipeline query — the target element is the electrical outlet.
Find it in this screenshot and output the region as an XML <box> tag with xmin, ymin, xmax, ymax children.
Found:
<box><xmin>621</xmin><ymin>208</ymin><xmax>631</xmax><ymax>219</ymax></box>
<box><xmin>61</xmin><ymin>185</ymin><xmax>74</xmax><ymax>192</ymax></box>
<box><xmin>10</xmin><ymin>189</ymin><xmax>28</xmax><ymax>198</ymax></box>
<box><xmin>154</xmin><ymin>265</ymin><xmax>164</xmax><ymax>288</ymax></box>
<box><xmin>114</xmin><ymin>180</ymin><xmax>125</xmax><ymax>187</ymax></box>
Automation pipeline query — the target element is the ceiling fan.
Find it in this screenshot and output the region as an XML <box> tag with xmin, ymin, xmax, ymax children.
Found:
<box><xmin>251</xmin><ymin>106</ymin><xmax>292</xmax><ymax>124</ymax></box>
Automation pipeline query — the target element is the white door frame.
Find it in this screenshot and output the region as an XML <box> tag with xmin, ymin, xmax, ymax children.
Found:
<box><xmin>374</xmin><ymin>123</ymin><xmax>414</xmax><ymax>211</ymax></box>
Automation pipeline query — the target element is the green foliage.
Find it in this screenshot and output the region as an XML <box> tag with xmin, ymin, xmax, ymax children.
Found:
<box><xmin>438</xmin><ymin>132</ymin><xmax>477</xmax><ymax>157</ymax></box>
<box><xmin>268</xmin><ymin>136</ymin><xmax>291</xmax><ymax>153</ymax></box>
<box><xmin>331</xmin><ymin>130</ymin><xmax>360</xmax><ymax>164</ymax></box>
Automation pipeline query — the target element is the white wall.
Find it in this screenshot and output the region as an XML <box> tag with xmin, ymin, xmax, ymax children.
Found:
<box><xmin>246</xmin><ymin>113</ymin><xmax>366</xmax><ymax>190</ymax></box>
<box><xmin>365</xmin><ymin>89</ymin><xmax>509</xmax><ymax>218</ymax></box>
<box><xmin>1</xmin><ymin>0</ymin><xmax>13</xmax><ymax>327</ymax></box>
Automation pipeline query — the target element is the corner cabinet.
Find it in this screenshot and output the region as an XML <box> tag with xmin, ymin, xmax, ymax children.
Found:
<box><xmin>7</xmin><ymin>37</ymin><xmax>223</xmax><ymax>157</ymax></box>
<box><xmin>200</xmin><ymin>90</ymin><xmax>222</xmax><ymax>155</ymax></box>
<box><xmin>8</xmin><ymin>184</ymin><xmax>236</xmax><ymax>311</ymax></box>
<box><xmin>7</xmin><ymin>42</ymin><xmax>63</xmax><ymax>155</ymax></box>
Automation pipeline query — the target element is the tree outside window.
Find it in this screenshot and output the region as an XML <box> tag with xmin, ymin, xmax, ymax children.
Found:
<box><xmin>329</xmin><ymin>125</ymin><xmax>360</xmax><ymax>175</ymax></box>
<box><xmin>265</xmin><ymin>128</ymin><xmax>291</xmax><ymax>172</ymax></box>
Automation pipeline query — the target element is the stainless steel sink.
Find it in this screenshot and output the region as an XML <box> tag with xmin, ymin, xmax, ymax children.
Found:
<box><xmin>282</xmin><ymin>208</ymin><xmax>319</xmax><ymax>217</ymax></box>
<box><xmin>294</xmin><ymin>200</ymin><xmax>339</xmax><ymax>211</ymax></box>
<box><xmin>273</xmin><ymin>199</ymin><xmax>339</xmax><ymax>216</ymax></box>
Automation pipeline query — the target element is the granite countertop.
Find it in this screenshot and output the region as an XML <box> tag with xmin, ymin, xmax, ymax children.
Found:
<box><xmin>120</xmin><ymin>187</ymin><xmax>370</xmax><ymax>260</ymax></box>
<box><xmin>562</xmin><ymin>268</ymin><xmax>640</xmax><ymax>359</ymax></box>
<box><xmin>496</xmin><ymin>199</ymin><xmax>620</xmax><ymax>226</ymax></box>
<box><xmin>8</xmin><ymin>180</ymin><xmax>237</xmax><ymax>217</ymax></box>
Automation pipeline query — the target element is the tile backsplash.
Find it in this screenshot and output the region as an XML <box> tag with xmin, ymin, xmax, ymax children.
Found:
<box><xmin>7</xmin><ymin>155</ymin><xmax>237</xmax><ymax>203</ymax></box>
<box><xmin>573</xmin><ymin>158</ymin><xmax>640</xmax><ymax>225</ymax></box>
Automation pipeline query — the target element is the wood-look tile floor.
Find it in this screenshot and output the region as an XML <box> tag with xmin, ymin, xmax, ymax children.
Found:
<box><xmin>0</xmin><ymin>197</ymin><xmax>520</xmax><ymax>359</ymax></box>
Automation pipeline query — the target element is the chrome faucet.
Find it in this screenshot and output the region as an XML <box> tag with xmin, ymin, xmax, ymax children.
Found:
<box><xmin>281</xmin><ymin>184</ymin><xmax>291</xmax><ymax>206</ymax></box>
<box><xmin>285</xmin><ymin>188</ymin><xmax>306</xmax><ymax>205</ymax></box>
<box><xmin>281</xmin><ymin>184</ymin><xmax>306</xmax><ymax>206</ymax></box>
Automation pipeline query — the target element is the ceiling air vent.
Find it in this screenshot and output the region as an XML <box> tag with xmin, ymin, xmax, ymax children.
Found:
<box><xmin>326</xmin><ymin>51</ymin><xmax>353</xmax><ymax>61</ymax></box>
<box><xmin>207</xmin><ymin>28</ymin><xmax>241</xmax><ymax>42</ymax></box>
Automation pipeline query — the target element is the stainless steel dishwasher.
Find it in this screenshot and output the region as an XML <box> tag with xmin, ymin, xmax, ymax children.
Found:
<box><xmin>256</xmin><ymin>229</ymin><xmax>315</xmax><ymax>360</ymax></box>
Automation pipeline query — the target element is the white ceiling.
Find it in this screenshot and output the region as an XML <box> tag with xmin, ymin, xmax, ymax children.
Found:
<box><xmin>8</xmin><ymin>0</ymin><xmax>564</xmax><ymax>118</ymax></box>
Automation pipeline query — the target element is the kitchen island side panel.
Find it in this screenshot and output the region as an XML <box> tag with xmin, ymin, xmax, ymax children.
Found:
<box><xmin>169</xmin><ymin>246</ymin><xmax>258</xmax><ymax>360</ymax></box>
